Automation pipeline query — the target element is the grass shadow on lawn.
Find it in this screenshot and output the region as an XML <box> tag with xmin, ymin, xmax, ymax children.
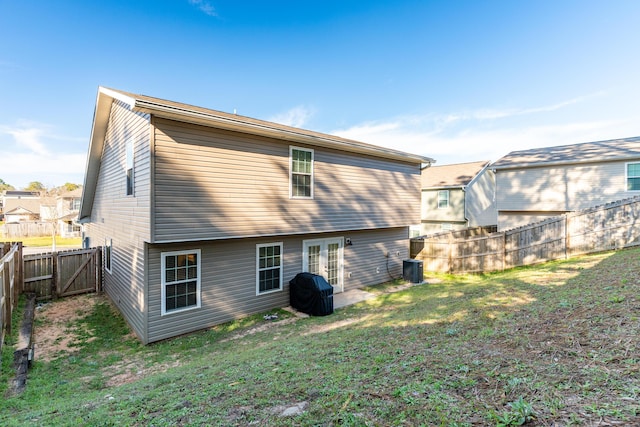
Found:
<box><xmin>1</xmin><ymin>248</ymin><xmax>640</xmax><ymax>426</ymax></box>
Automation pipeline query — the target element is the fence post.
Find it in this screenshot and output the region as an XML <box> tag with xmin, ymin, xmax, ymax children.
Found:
<box><xmin>448</xmin><ymin>232</ymin><xmax>454</xmax><ymax>273</ymax></box>
<box><xmin>565</xmin><ymin>215</ymin><xmax>570</xmax><ymax>259</ymax></box>
<box><xmin>16</xmin><ymin>242</ymin><xmax>23</xmax><ymax>295</ymax></box>
<box><xmin>52</xmin><ymin>252</ymin><xmax>58</xmax><ymax>299</ymax></box>
<box><xmin>96</xmin><ymin>246</ymin><xmax>103</xmax><ymax>293</ymax></box>
<box><xmin>3</xmin><ymin>257</ymin><xmax>11</xmax><ymax>336</ymax></box>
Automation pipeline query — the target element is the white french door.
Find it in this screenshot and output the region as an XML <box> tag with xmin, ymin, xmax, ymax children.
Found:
<box><xmin>302</xmin><ymin>237</ymin><xmax>344</xmax><ymax>293</ymax></box>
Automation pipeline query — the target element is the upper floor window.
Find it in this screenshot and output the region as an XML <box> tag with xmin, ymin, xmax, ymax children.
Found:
<box><xmin>627</xmin><ymin>163</ymin><xmax>640</xmax><ymax>191</ymax></box>
<box><xmin>70</xmin><ymin>198</ymin><xmax>80</xmax><ymax>210</ymax></box>
<box><xmin>161</xmin><ymin>249</ymin><xmax>201</xmax><ymax>315</ymax></box>
<box><xmin>290</xmin><ymin>147</ymin><xmax>313</xmax><ymax>198</ymax></box>
<box><xmin>126</xmin><ymin>140</ymin><xmax>134</xmax><ymax>196</ymax></box>
<box><xmin>256</xmin><ymin>243</ymin><xmax>283</xmax><ymax>295</ymax></box>
<box><xmin>437</xmin><ymin>190</ymin><xmax>450</xmax><ymax>209</ymax></box>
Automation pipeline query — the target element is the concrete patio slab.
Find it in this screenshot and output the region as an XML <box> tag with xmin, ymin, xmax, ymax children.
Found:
<box><xmin>333</xmin><ymin>288</ymin><xmax>377</xmax><ymax>309</ymax></box>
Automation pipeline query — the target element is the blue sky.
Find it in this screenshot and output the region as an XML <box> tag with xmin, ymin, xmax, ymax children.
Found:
<box><xmin>1</xmin><ymin>0</ymin><xmax>640</xmax><ymax>189</ymax></box>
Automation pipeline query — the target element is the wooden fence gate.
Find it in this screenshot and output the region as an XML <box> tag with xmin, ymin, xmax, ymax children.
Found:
<box><xmin>23</xmin><ymin>247</ymin><xmax>102</xmax><ymax>299</ymax></box>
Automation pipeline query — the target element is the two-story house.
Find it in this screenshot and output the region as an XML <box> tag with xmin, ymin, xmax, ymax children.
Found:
<box><xmin>79</xmin><ymin>87</ymin><xmax>434</xmax><ymax>343</ymax></box>
<box><xmin>420</xmin><ymin>161</ymin><xmax>496</xmax><ymax>235</ymax></box>
<box><xmin>57</xmin><ymin>188</ymin><xmax>82</xmax><ymax>237</ymax></box>
<box><xmin>492</xmin><ymin>136</ymin><xmax>640</xmax><ymax>230</ymax></box>
<box><xmin>2</xmin><ymin>191</ymin><xmax>41</xmax><ymax>223</ymax></box>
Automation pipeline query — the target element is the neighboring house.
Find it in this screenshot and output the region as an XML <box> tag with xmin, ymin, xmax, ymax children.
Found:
<box><xmin>491</xmin><ymin>136</ymin><xmax>640</xmax><ymax>230</ymax></box>
<box><xmin>37</xmin><ymin>189</ymin><xmax>82</xmax><ymax>237</ymax></box>
<box><xmin>56</xmin><ymin>188</ymin><xmax>82</xmax><ymax>237</ymax></box>
<box><xmin>420</xmin><ymin>161</ymin><xmax>496</xmax><ymax>235</ymax></box>
<box><xmin>79</xmin><ymin>87</ymin><xmax>434</xmax><ymax>344</ymax></box>
<box><xmin>2</xmin><ymin>191</ymin><xmax>41</xmax><ymax>223</ymax></box>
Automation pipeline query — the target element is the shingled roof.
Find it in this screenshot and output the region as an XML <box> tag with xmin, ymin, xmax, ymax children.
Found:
<box><xmin>492</xmin><ymin>136</ymin><xmax>640</xmax><ymax>170</ymax></box>
<box><xmin>421</xmin><ymin>160</ymin><xmax>490</xmax><ymax>189</ymax></box>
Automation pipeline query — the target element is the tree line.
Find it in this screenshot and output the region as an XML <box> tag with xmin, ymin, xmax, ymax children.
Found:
<box><xmin>0</xmin><ymin>179</ymin><xmax>81</xmax><ymax>194</ymax></box>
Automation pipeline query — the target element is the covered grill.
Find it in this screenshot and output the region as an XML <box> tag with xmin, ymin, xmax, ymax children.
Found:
<box><xmin>289</xmin><ymin>272</ymin><xmax>334</xmax><ymax>316</ymax></box>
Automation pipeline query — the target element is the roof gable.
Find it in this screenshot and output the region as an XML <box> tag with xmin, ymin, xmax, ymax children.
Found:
<box><xmin>422</xmin><ymin>161</ymin><xmax>490</xmax><ymax>188</ymax></box>
<box><xmin>492</xmin><ymin>136</ymin><xmax>640</xmax><ymax>170</ymax></box>
<box><xmin>5</xmin><ymin>206</ymin><xmax>37</xmax><ymax>215</ymax></box>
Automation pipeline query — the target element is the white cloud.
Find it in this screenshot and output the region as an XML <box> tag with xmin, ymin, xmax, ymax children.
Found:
<box><xmin>331</xmin><ymin>93</ymin><xmax>640</xmax><ymax>165</ymax></box>
<box><xmin>188</xmin><ymin>0</ymin><xmax>217</xmax><ymax>17</ymax></box>
<box><xmin>269</xmin><ymin>105</ymin><xmax>316</xmax><ymax>128</ymax></box>
<box><xmin>1</xmin><ymin>122</ymin><xmax>51</xmax><ymax>155</ymax></box>
<box><xmin>0</xmin><ymin>122</ymin><xmax>86</xmax><ymax>189</ymax></box>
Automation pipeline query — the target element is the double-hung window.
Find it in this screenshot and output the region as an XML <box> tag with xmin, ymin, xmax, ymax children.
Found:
<box><xmin>627</xmin><ymin>163</ymin><xmax>640</xmax><ymax>191</ymax></box>
<box><xmin>290</xmin><ymin>147</ymin><xmax>313</xmax><ymax>198</ymax></box>
<box><xmin>256</xmin><ymin>243</ymin><xmax>283</xmax><ymax>295</ymax></box>
<box><xmin>161</xmin><ymin>250</ymin><xmax>201</xmax><ymax>315</ymax></box>
<box><xmin>126</xmin><ymin>140</ymin><xmax>134</xmax><ymax>196</ymax></box>
<box><xmin>437</xmin><ymin>190</ymin><xmax>450</xmax><ymax>209</ymax></box>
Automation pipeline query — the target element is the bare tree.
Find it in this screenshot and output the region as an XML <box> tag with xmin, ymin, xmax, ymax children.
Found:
<box><xmin>38</xmin><ymin>189</ymin><xmax>60</xmax><ymax>251</ymax></box>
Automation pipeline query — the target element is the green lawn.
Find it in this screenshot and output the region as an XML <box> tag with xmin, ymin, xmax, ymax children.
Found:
<box><xmin>1</xmin><ymin>248</ymin><xmax>639</xmax><ymax>426</ymax></box>
<box><xmin>1</xmin><ymin>235</ymin><xmax>81</xmax><ymax>249</ymax></box>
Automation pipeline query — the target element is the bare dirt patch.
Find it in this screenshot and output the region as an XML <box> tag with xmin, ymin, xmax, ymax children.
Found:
<box><xmin>34</xmin><ymin>294</ymin><xmax>99</xmax><ymax>362</ymax></box>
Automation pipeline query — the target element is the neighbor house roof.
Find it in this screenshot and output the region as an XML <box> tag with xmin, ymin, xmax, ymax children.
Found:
<box><xmin>492</xmin><ymin>136</ymin><xmax>640</xmax><ymax>170</ymax></box>
<box><xmin>3</xmin><ymin>191</ymin><xmax>40</xmax><ymax>199</ymax></box>
<box><xmin>81</xmin><ymin>87</ymin><xmax>435</xmax><ymax>220</ymax></box>
<box><xmin>2</xmin><ymin>197</ymin><xmax>41</xmax><ymax>214</ymax></box>
<box><xmin>4</xmin><ymin>206</ymin><xmax>37</xmax><ymax>215</ymax></box>
<box><xmin>421</xmin><ymin>160</ymin><xmax>491</xmax><ymax>189</ymax></box>
<box><xmin>58</xmin><ymin>188</ymin><xmax>82</xmax><ymax>198</ymax></box>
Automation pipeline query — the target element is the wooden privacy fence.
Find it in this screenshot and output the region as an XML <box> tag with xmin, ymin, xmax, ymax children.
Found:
<box><xmin>411</xmin><ymin>196</ymin><xmax>640</xmax><ymax>274</ymax></box>
<box><xmin>23</xmin><ymin>247</ymin><xmax>102</xmax><ymax>300</ymax></box>
<box><xmin>0</xmin><ymin>242</ymin><xmax>23</xmax><ymax>353</ymax></box>
<box><xmin>2</xmin><ymin>222</ymin><xmax>55</xmax><ymax>238</ymax></box>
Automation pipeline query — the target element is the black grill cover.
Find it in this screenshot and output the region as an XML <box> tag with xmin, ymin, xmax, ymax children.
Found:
<box><xmin>289</xmin><ymin>272</ymin><xmax>334</xmax><ymax>316</ymax></box>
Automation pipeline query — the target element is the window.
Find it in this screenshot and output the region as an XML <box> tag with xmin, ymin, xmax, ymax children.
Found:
<box><xmin>437</xmin><ymin>190</ymin><xmax>450</xmax><ymax>209</ymax></box>
<box><xmin>256</xmin><ymin>243</ymin><xmax>283</xmax><ymax>294</ymax></box>
<box><xmin>627</xmin><ymin>163</ymin><xmax>640</xmax><ymax>191</ymax></box>
<box><xmin>104</xmin><ymin>238</ymin><xmax>112</xmax><ymax>274</ymax></box>
<box><xmin>441</xmin><ymin>223</ymin><xmax>453</xmax><ymax>231</ymax></box>
<box><xmin>161</xmin><ymin>250</ymin><xmax>201</xmax><ymax>315</ymax></box>
<box><xmin>126</xmin><ymin>140</ymin><xmax>134</xmax><ymax>196</ymax></box>
<box><xmin>290</xmin><ymin>147</ymin><xmax>313</xmax><ymax>198</ymax></box>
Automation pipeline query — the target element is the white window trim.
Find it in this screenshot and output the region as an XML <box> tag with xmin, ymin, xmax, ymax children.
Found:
<box><xmin>626</xmin><ymin>162</ymin><xmax>640</xmax><ymax>192</ymax></box>
<box><xmin>256</xmin><ymin>242</ymin><xmax>284</xmax><ymax>295</ymax></box>
<box><xmin>104</xmin><ymin>238</ymin><xmax>112</xmax><ymax>274</ymax></box>
<box><xmin>437</xmin><ymin>190</ymin><xmax>450</xmax><ymax>209</ymax></box>
<box><xmin>289</xmin><ymin>146</ymin><xmax>314</xmax><ymax>199</ymax></box>
<box><xmin>161</xmin><ymin>249</ymin><xmax>202</xmax><ymax>316</ymax></box>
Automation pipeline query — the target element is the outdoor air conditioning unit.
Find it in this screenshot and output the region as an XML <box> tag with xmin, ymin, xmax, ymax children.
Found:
<box><xmin>403</xmin><ymin>259</ymin><xmax>423</xmax><ymax>284</ymax></box>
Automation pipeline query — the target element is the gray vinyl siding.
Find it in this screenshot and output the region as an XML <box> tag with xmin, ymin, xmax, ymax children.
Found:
<box><xmin>466</xmin><ymin>169</ymin><xmax>496</xmax><ymax>227</ymax></box>
<box><xmin>421</xmin><ymin>189</ymin><xmax>465</xmax><ymax>222</ymax></box>
<box><xmin>146</xmin><ymin>227</ymin><xmax>409</xmax><ymax>343</ymax></box>
<box><xmin>420</xmin><ymin>189</ymin><xmax>466</xmax><ymax>234</ymax></box>
<box><xmin>496</xmin><ymin>161</ymin><xmax>636</xmax><ymax>213</ymax></box>
<box><xmin>342</xmin><ymin>227</ymin><xmax>409</xmax><ymax>287</ymax></box>
<box><xmin>151</xmin><ymin>118</ymin><xmax>421</xmax><ymax>243</ymax></box>
<box><xmin>84</xmin><ymin>99</ymin><xmax>151</xmax><ymax>343</ymax></box>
